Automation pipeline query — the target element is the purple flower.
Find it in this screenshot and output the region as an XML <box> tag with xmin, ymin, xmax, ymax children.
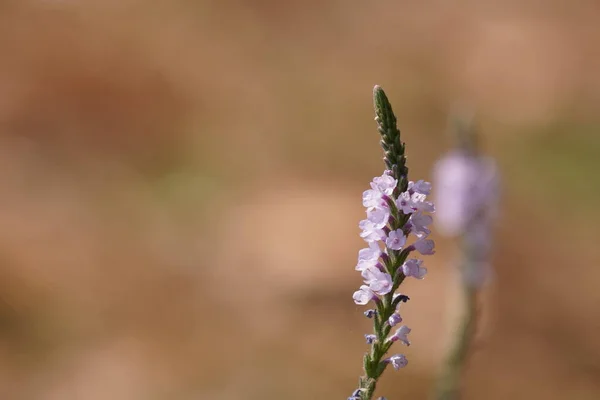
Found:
<box><xmin>353</xmin><ymin>285</ymin><xmax>376</xmax><ymax>305</ymax></box>
<box><xmin>386</xmin><ymin>354</ymin><xmax>408</xmax><ymax>370</ymax></box>
<box><xmin>409</xmin><ymin>180</ymin><xmax>432</xmax><ymax>195</ymax></box>
<box><xmin>408</xmin><ymin>212</ymin><xmax>433</xmax><ymax>238</ymax></box>
<box><xmin>367</xmin><ymin>207</ymin><xmax>390</xmax><ymax>229</ymax></box>
<box><xmin>359</xmin><ymin>219</ymin><xmax>386</xmax><ymax>243</ymax></box>
<box><xmin>348</xmin><ymin>389</ymin><xmax>363</xmax><ymax>400</ymax></box>
<box><xmin>351</xmin><ymin>87</ymin><xmax>436</xmax><ymax>397</ymax></box>
<box><xmin>389</xmin><ymin>325</ymin><xmax>411</xmax><ymax>346</ymax></box>
<box><xmin>385</xmin><ymin>229</ymin><xmax>407</xmax><ymax>250</ymax></box>
<box><xmin>411</xmin><ymin>239</ymin><xmax>435</xmax><ymax>255</ymax></box>
<box><xmin>433</xmin><ymin>151</ymin><xmax>499</xmax><ymax>236</ymax></box>
<box><xmin>396</xmin><ymin>191</ymin><xmax>435</xmax><ymax>215</ymax></box>
<box><xmin>358</xmin><ymin>242</ymin><xmax>381</xmax><ymax>262</ymax></box>
<box><xmin>388</xmin><ymin>313</ymin><xmax>402</xmax><ymax>326</ymax></box>
<box><xmin>371</xmin><ymin>172</ymin><xmax>398</xmax><ymax>196</ymax></box>
<box><xmin>362</xmin><ymin>267</ymin><xmax>393</xmax><ymax>295</ymax></box>
<box><xmin>355</xmin><ymin>258</ymin><xmax>381</xmax><ymax>272</ymax></box>
<box><xmin>410</xmin><ymin>192</ymin><xmax>435</xmax><ymax>213</ymax></box>
<box><xmin>402</xmin><ymin>259</ymin><xmax>427</xmax><ymax>279</ymax></box>
<box><xmin>396</xmin><ymin>191</ymin><xmax>415</xmax><ymax>214</ymax></box>
<box><xmin>362</xmin><ymin>189</ymin><xmax>384</xmax><ymax>210</ymax></box>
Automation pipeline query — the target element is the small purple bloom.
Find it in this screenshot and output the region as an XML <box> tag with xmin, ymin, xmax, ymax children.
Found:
<box><xmin>355</xmin><ymin>258</ymin><xmax>380</xmax><ymax>272</ymax></box>
<box><xmin>371</xmin><ymin>172</ymin><xmax>398</xmax><ymax>196</ymax></box>
<box><xmin>409</xmin><ymin>179</ymin><xmax>432</xmax><ymax>195</ymax></box>
<box><xmin>364</xmin><ymin>309</ymin><xmax>376</xmax><ymax>318</ymax></box>
<box><xmin>362</xmin><ymin>189</ymin><xmax>384</xmax><ymax>210</ymax></box>
<box><xmin>412</xmin><ymin>239</ymin><xmax>435</xmax><ymax>255</ymax></box>
<box><xmin>389</xmin><ymin>325</ymin><xmax>411</xmax><ymax>346</ymax></box>
<box><xmin>396</xmin><ymin>191</ymin><xmax>414</xmax><ymax>214</ymax></box>
<box><xmin>408</xmin><ymin>212</ymin><xmax>433</xmax><ymax>238</ymax></box>
<box><xmin>367</xmin><ymin>207</ymin><xmax>390</xmax><ymax>229</ymax></box>
<box><xmin>362</xmin><ymin>267</ymin><xmax>393</xmax><ymax>295</ymax></box>
<box><xmin>388</xmin><ymin>313</ymin><xmax>402</xmax><ymax>326</ymax></box>
<box><xmin>385</xmin><ymin>229</ymin><xmax>407</xmax><ymax>250</ymax></box>
<box><xmin>386</xmin><ymin>354</ymin><xmax>408</xmax><ymax>370</ymax></box>
<box><xmin>410</xmin><ymin>192</ymin><xmax>435</xmax><ymax>213</ymax></box>
<box><xmin>402</xmin><ymin>259</ymin><xmax>427</xmax><ymax>279</ymax></box>
<box><xmin>353</xmin><ymin>285</ymin><xmax>376</xmax><ymax>305</ymax></box>
<box><xmin>359</xmin><ymin>219</ymin><xmax>386</xmax><ymax>243</ymax></box>
<box><xmin>358</xmin><ymin>242</ymin><xmax>381</xmax><ymax>262</ymax></box>
<box><xmin>365</xmin><ymin>334</ymin><xmax>377</xmax><ymax>344</ymax></box>
<box><xmin>348</xmin><ymin>388</ymin><xmax>363</xmax><ymax>400</ymax></box>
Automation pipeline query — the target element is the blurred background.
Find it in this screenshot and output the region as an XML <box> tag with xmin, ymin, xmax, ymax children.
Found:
<box><xmin>0</xmin><ymin>0</ymin><xmax>599</xmax><ymax>399</ymax></box>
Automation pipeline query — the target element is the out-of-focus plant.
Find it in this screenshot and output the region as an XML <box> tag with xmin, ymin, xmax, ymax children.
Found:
<box><xmin>347</xmin><ymin>86</ymin><xmax>435</xmax><ymax>400</ymax></box>
<box><xmin>432</xmin><ymin>111</ymin><xmax>500</xmax><ymax>400</ymax></box>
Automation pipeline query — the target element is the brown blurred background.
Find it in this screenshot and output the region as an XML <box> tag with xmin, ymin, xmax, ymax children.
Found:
<box><xmin>0</xmin><ymin>0</ymin><xmax>599</xmax><ymax>399</ymax></box>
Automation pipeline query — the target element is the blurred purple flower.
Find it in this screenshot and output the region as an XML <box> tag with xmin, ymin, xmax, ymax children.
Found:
<box><xmin>433</xmin><ymin>150</ymin><xmax>499</xmax><ymax>236</ymax></box>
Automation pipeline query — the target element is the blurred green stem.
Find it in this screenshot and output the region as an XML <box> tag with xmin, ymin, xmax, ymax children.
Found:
<box><xmin>433</xmin><ymin>260</ymin><xmax>479</xmax><ymax>400</ymax></box>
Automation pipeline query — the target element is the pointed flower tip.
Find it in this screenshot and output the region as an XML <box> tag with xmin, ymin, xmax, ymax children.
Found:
<box><xmin>373</xmin><ymin>85</ymin><xmax>391</xmax><ymax>114</ymax></box>
<box><xmin>373</xmin><ymin>85</ymin><xmax>387</xmax><ymax>105</ymax></box>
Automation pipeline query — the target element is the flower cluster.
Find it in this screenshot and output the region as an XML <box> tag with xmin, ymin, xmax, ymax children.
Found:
<box><xmin>352</xmin><ymin>172</ymin><xmax>435</xmax><ymax>354</ymax></box>
<box><xmin>348</xmin><ymin>85</ymin><xmax>436</xmax><ymax>400</ymax></box>
<box><xmin>349</xmin><ymin>172</ymin><xmax>434</xmax><ymax>400</ymax></box>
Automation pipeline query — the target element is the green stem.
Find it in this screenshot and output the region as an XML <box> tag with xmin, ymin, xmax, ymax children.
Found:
<box><xmin>433</xmin><ymin>269</ymin><xmax>479</xmax><ymax>400</ymax></box>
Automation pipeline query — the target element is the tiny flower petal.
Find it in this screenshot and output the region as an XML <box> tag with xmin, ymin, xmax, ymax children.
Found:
<box><xmin>359</xmin><ymin>219</ymin><xmax>386</xmax><ymax>242</ymax></box>
<box><xmin>409</xmin><ymin>212</ymin><xmax>433</xmax><ymax>238</ymax></box>
<box><xmin>396</xmin><ymin>192</ymin><xmax>414</xmax><ymax>214</ymax></box>
<box><xmin>353</xmin><ymin>285</ymin><xmax>376</xmax><ymax>305</ymax></box>
<box><xmin>390</xmin><ymin>325</ymin><xmax>411</xmax><ymax>346</ymax></box>
<box><xmin>365</xmin><ymin>334</ymin><xmax>377</xmax><ymax>344</ymax></box>
<box><xmin>388</xmin><ymin>313</ymin><xmax>402</xmax><ymax>326</ymax></box>
<box><xmin>364</xmin><ymin>309</ymin><xmax>376</xmax><ymax>318</ymax></box>
<box><xmin>358</xmin><ymin>242</ymin><xmax>381</xmax><ymax>262</ymax></box>
<box><xmin>371</xmin><ymin>173</ymin><xmax>398</xmax><ymax>196</ymax></box>
<box><xmin>387</xmin><ymin>354</ymin><xmax>408</xmax><ymax>370</ymax></box>
<box><xmin>385</xmin><ymin>229</ymin><xmax>406</xmax><ymax>250</ymax></box>
<box><xmin>362</xmin><ymin>268</ymin><xmax>393</xmax><ymax>295</ymax></box>
<box><xmin>410</xmin><ymin>192</ymin><xmax>435</xmax><ymax>213</ymax></box>
<box><xmin>402</xmin><ymin>259</ymin><xmax>428</xmax><ymax>279</ymax></box>
<box><xmin>412</xmin><ymin>239</ymin><xmax>435</xmax><ymax>255</ymax></box>
<box><xmin>367</xmin><ymin>207</ymin><xmax>390</xmax><ymax>229</ymax></box>
<box><xmin>355</xmin><ymin>258</ymin><xmax>380</xmax><ymax>272</ymax></box>
<box><xmin>362</xmin><ymin>189</ymin><xmax>383</xmax><ymax>209</ymax></box>
<box><xmin>409</xmin><ymin>180</ymin><xmax>432</xmax><ymax>195</ymax></box>
<box><xmin>348</xmin><ymin>389</ymin><xmax>363</xmax><ymax>400</ymax></box>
